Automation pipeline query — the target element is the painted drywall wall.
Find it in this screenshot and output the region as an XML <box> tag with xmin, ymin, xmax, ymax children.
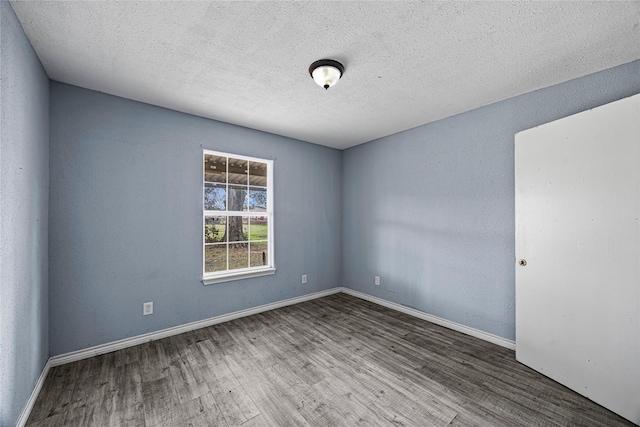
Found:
<box><xmin>342</xmin><ymin>59</ymin><xmax>640</xmax><ymax>341</ymax></box>
<box><xmin>49</xmin><ymin>83</ymin><xmax>342</xmax><ymax>355</ymax></box>
<box><xmin>0</xmin><ymin>2</ymin><xmax>50</xmax><ymax>426</ymax></box>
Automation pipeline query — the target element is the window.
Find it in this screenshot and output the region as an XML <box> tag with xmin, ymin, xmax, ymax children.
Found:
<box><xmin>202</xmin><ymin>150</ymin><xmax>274</xmax><ymax>284</ymax></box>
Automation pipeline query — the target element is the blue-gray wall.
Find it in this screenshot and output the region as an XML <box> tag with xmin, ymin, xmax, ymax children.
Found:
<box><xmin>49</xmin><ymin>83</ymin><xmax>342</xmax><ymax>355</ymax></box>
<box><xmin>342</xmin><ymin>60</ymin><xmax>640</xmax><ymax>341</ymax></box>
<box><xmin>0</xmin><ymin>2</ymin><xmax>50</xmax><ymax>426</ymax></box>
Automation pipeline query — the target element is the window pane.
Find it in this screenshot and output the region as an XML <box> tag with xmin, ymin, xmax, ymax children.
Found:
<box><xmin>227</xmin><ymin>216</ymin><xmax>247</xmax><ymax>242</ymax></box>
<box><xmin>248</xmin><ymin>187</ymin><xmax>267</xmax><ymax>212</ymax></box>
<box><xmin>228</xmin><ymin>244</ymin><xmax>249</xmax><ymax>270</ymax></box>
<box><xmin>227</xmin><ymin>158</ymin><xmax>248</xmax><ymax>185</ymax></box>
<box><xmin>248</xmin><ymin>161</ymin><xmax>268</xmax><ymax>186</ymax></box>
<box><xmin>250</xmin><ymin>242</ymin><xmax>268</xmax><ymax>267</ymax></box>
<box><xmin>205</xmin><ymin>244</ymin><xmax>227</xmax><ymax>272</ymax></box>
<box><xmin>228</xmin><ymin>186</ymin><xmax>248</xmax><ymax>211</ymax></box>
<box><xmin>205</xmin><ymin>216</ymin><xmax>227</xmax><ymax>243</ymax></box>
<box><xmin>204</xmin><ymin>154</ymin><xmax>227</xmax><ymax>183</ymax></box>
<box><xmin>249</xmin><ymin>217</ymin><xmax>268</xmax><ymax>241</ymax></box>
<box><xmin>204</xmin><ymin>183</ymin><xmax>226</xmax><ymax>211</ymax></box>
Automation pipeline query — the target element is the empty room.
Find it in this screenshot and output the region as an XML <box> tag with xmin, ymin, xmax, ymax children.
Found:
<box><xmin>1</xmin><ymin>1</ymin><xmax>639</xmax><ymax>426</ymax></box>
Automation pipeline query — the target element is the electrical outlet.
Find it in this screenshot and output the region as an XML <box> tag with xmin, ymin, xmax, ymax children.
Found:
<box><xmin>143</xmin><ymin>301</ymin><xmax>153</xmax><ymax>316</ymax></box>
<box><xmin>302</xmin><ymin>274</ymin><xmax>307</xmax><ymax>284</ymax></box>
<box><xmin>374</xmin><ymin>276</ymin><xmax>381</xmax><ymax>286</ymax></box>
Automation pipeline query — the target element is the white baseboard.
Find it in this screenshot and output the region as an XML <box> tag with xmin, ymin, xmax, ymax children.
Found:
<box><xmin>16</xmin><ymin>358</ymin><xmax>52</xmax><ymax>427</ymax></box>
<box><xmin>49</xmin><ymin>285</ymin><xmax>514</xmax><ymax>367</ymax></box>
<box><xmin>50</xmin><ymin>287</ymin><xmax>342</xmax><ymax>367</ymax></box>
<box><xmin>341</xmin><ymin>288</ymin><xmax>516</xmax><ymax>350</ymax></box>
<box><xmin>22</xmin><ymin>286</ymin><xmax>514</xmax><ymax>425</ymax></box>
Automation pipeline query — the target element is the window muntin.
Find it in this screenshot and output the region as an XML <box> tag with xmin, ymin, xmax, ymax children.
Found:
<box><xmin>203</xmin><ymin>151</ymin><xmax>273</xmax><ymax>282</ymax></box>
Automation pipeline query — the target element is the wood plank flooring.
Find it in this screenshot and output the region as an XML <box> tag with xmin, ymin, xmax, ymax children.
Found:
<box><xmin>26</xmin><ymin>293</ymin><xmax>634</xmax><ymax>426</ymax></box>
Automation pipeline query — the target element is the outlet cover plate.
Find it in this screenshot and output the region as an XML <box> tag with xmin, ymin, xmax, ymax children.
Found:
<box><xmin>302</xmin><ymin>274</ymin><xmax>307</xmax><ymax>284</ymax></box>
<box><xmin>374</xmin><ymin>276</ymin><xmax>380</xmax><ymax>286</ymax></box>
<box><xmin>143</xmin><ymin>301</ymin><xmax>153</xmax><ymax>315</ymax></box>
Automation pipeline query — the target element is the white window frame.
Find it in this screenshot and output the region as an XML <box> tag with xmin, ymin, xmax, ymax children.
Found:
<box><xmin>201</xmin><ymin>150</ymin><xmax>275</xmax><ymax>285</ymax></box>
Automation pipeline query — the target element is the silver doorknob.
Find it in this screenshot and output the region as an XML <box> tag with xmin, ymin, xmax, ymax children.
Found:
<box><xmin>518</xmin><ymin>259</ymin><xmax>527</xmax><ymax>266</ymax></box>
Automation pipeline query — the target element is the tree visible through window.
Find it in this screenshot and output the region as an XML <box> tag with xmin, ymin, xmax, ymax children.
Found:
<box><xmin>203</xmin><ymin>151</ymin><xmax>273</xmax><ymax>280</ymax></box>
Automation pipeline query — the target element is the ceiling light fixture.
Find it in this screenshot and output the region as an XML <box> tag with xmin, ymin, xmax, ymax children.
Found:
<box><xmin>309</xmin><ymin>59</ymin><xmax>344</xmax><ymax>90</ymax></box>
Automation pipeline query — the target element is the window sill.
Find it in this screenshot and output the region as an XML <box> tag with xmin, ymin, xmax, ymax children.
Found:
<box><xmin>201</xmin><ymin>267</ymin><xmax>276</xmax><ymax>285</ymax></box>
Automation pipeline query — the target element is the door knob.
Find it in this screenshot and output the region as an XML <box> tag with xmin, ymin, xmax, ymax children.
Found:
<box><xmin>518</xmin><ymin>259</ymin><xmax>527</xmax><ymax>266</ymax></box>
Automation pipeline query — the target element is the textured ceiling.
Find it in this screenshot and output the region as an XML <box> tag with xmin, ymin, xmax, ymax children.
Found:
<box><xmin>10</xmin><ymin>1</ymin><xmax>640</xmax><ymax>150</ymax></box>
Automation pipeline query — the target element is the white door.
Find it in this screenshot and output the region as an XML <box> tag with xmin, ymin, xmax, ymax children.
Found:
<box><xmin>515</xmin><ymin>93</ymin><xmax>640</xmax><ymax>424</ymax></box>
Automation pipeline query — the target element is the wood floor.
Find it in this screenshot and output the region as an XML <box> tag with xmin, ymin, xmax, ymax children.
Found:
<box><xmin>26</xmin><ymin>293</ymin><xmax>633</xmax><ymax>426</ymax></box>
